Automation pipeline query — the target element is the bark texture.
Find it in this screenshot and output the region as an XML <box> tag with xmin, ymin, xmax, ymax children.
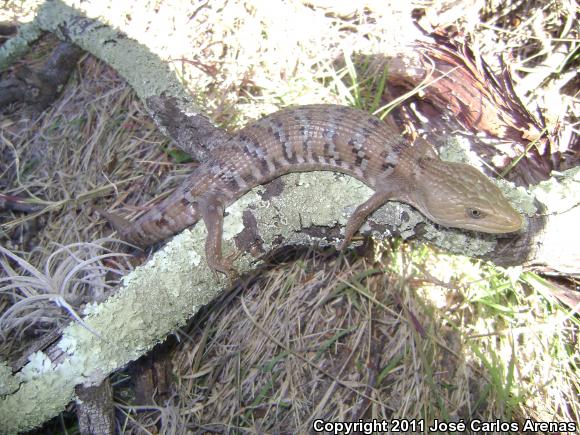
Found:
<box><xmin>0</xmin><ymin>41</ymin><xmax>83</xmax><ymax>111</ymax></box>
<box><xmin>75</xmin><ymin>380</ymin><xmax>115</xmax><ymax>435</ymax></box>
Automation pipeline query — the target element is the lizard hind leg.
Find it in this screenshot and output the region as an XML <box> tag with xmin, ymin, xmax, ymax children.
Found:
<box><xmin>199</xmin><ymin>194</ymin><xmax>238</xmax><ymax>278</ymax></box>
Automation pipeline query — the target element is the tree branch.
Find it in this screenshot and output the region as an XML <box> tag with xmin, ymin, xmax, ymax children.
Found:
<box><xmin>32</xmin><ymin>0</ymin><xmax>229</xmax><ymax>161</ymax></box>
<box><xmin>1</xmin><ymin>165</ymin><xmax>577</xmax><ymax>432</ymax></box>
<box><xmin>0</xmin><ymin>41</ymin><xmax>83</xmax><ymax>111</ymax></box>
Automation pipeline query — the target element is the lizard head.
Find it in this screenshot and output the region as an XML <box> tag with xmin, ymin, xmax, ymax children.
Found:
<box><xmin>411</xmin><ymin>158</ymin><xmax>523</xmax><ymax>234</ymax></box>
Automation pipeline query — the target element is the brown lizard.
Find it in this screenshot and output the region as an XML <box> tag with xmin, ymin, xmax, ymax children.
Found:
<box><xmin>99</xmin><ymin>105</ymin><xmax>523</xmax><ymax>275</ymax></box>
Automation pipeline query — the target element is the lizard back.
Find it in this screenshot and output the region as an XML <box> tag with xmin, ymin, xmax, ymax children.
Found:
<box><xmin>124</xmin><ymin>105</ymin><xmax>407</xmax><ymax>246</ymax></box>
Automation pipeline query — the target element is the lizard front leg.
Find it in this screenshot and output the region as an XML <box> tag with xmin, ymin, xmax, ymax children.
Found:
<box><xmin>338</xmin><ymin>188</ymin><xmax>398</xmax><ymax>251</ymax></box>
<box><xmin>199</xmin><ymin>193</ymin><xmax>237</xmax><ymax>278</ymax></box>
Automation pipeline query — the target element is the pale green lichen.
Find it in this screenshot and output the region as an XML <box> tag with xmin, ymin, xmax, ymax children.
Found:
<box><xmin>439</xmin><ymin>136</ymin><xmax>486</xmax><ymax>167</ymax></box>
<box><xmin>497</xmin><ymin>182</ymin><xmax>536</xmax><ymax>218</ymax></box>
<box><xmin>530</xmin><ymin>167</ymin><xmax>579</xmax><ymax>214</ymax></box>
<box><xmin>0</xmin><ymin>224</ymin><xmax>224</xmax><ymax>433</ymax></box>
<box><xmin>0</xmin><ymin>361</ymin><xmax>19</xmax><ymax>397</ymax></box>
<box><xmin>34</xmin><ymin>1</ymin><xmax>198</xmax><ymax>110</ymax></box>
<box><xmin>223</xmin><ymin>193</ymin><xmax>259</xmax><ymax>241</ymax></box>
<box><xmin>19</xmin><ymin>351</ymin><xmax>55</xmax><ymax>381</ymax></box>
<box><xmin>0</xmin><ymin>367</ymin><xmax>77</xmax><ymax>434</ymax></box>
<box><xmin>0</xmin><ymin>21</ymin><xmax>42</xmax><ymax>70</ymax></box>
<box><xmin>249</xmin><ymin>172</ymin><xmax>371</xmax><ymax>250</ymax></box>
<box><xmin>367</xmin><ymin>202</ymin><xmax>425</xmax><ymax>240</ymax></box>
<box><xmin>423</xmin><ymin>226</ymin><xmax>497</xmax><ymax>256</ymax></box>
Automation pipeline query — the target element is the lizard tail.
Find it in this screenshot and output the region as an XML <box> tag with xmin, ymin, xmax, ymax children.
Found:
<box><xmin>93</xmin><ymin>207</ymin><xmax>143</xmax><ymax>247</ymax></box>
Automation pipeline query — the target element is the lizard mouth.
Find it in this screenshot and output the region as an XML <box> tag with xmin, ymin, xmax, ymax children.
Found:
<box><xmin>457</xmin><ymin>213</ymin><xmax>524</xmax><ymax>234</ymax></box>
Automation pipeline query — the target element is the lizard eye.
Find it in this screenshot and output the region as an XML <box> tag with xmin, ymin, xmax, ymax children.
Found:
<box><xmin>467</xmin><ymin>208</ymin><xmax>486</xmax><ymax>219</ymax></box>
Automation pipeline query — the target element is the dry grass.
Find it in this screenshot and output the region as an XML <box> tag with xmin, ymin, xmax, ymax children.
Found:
<box><xmin>0</xmin><ymin>0</ymin><xmax>578</xmax><ymax>433</ymax></box>
<box><xmin>152</xmin><ymin>243</ymin><xmax>576</xmax><ymax>433</ymax></box>
<box><xmin>0</xmin><ymin>42</ymin><xmax>192</xmax><ymax>361</ymax></box>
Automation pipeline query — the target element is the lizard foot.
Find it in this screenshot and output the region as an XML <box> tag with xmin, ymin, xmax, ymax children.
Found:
<box><xmin>208</xmin><ymin>251</ymin><xmax>240</xmax><ymax>282</ymax></box>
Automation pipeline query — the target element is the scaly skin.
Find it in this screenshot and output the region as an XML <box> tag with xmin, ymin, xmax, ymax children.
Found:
<box><xmin>101</xmin><ymin>105</ymin><xmax>523</xmax><ymax>275</ymax></box>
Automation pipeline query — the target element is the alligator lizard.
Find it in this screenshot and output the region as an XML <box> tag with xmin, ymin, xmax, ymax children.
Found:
<box><xmin>100</xmin><ymin>104</ymin><xmax>523</xmax><ymax>275</ymax></box>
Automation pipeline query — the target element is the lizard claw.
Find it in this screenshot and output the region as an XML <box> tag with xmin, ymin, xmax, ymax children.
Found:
<box><xmin>208</xmin><ymin>250</ymin><xmax>241</xmax><ymax>282</ymax></box>
<box><xmin>337</xmin><ymin>237</ymin><xmax>350</xmax><ymax>253</ymax></box>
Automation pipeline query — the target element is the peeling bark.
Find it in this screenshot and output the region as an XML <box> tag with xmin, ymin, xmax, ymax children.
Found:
<box><xmin>0</xmin><ymin>41</ymin><xmax>83</xmax><ymax>111</ymax></box>
<box><xmin>146</xmin><ymin>95</ymin><xmax>232</xmax><ymax>161</ymax></box>
<box><xmin>368</xmin><ymin>37</ymin><xmax>576</xmax><ymax>186</ymax></box>
<box><xmin>75</xmin><ymin>379</ymin><xmax>115</xmax><ymax>435</ymax></box>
